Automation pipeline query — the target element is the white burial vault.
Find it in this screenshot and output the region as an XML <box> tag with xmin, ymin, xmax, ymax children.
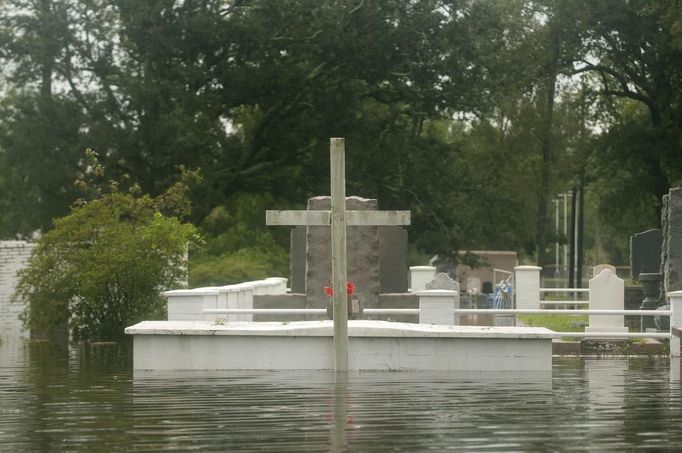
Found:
<box><xmin>125</xmin><ymin>320</ymin><xmax>554</xmax><ymax>372</ymax></box>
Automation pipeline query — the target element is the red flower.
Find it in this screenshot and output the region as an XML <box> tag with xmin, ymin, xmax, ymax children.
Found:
<box><xmin>323</xmin><ymin>281</ymin><xmax>356</xmax><ymax>296</ymax></box>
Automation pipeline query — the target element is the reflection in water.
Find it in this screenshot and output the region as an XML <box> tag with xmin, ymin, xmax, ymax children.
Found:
<box><xmin>671</xmin><ymin>357</ymin><xmax>681</xmax><ymax>381</ymax></box>
<box><xmin>1</xmin><ymin>340</ymin><xmax>682</xmax><ymax>451</ymax></box>
<box><xmin>130</xmin><ymin>368</ymin><xmax>552</xmax><ymax>451</ymax></box>
<box><xmin>586</xmin><ymin>359</ymin><xmax>626</xmax><ymax>444</ymax></box>
<box><xmin>331</xmin><ymin>372</ymin><xmax>348</xmax><ymax>451</ymax></box>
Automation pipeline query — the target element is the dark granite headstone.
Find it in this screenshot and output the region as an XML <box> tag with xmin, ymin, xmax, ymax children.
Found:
<box><xmin>289</xmin><ymin>226</ymin><xmax>307</xmax><ymax>294</ymax></box>
<box><xmin>630</xmin><ymin>229</ymin><xmax>662</xmax><ymax>280</ymax></box>
<box><xmin>379</xmin><ymin>226</ymin><xmax>408</xmax><ymax>293</ymax></box>
<box><xmin>623</xmin><ymin>285</ymin><xmax>644</xmax><ymax>330</ymax></box>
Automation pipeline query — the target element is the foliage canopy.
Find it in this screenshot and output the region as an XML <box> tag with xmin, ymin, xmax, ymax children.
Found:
<box><xmin>1</xmin><ymin>0</ymin><xmax>682</xmax><ymax>270</ymax></box>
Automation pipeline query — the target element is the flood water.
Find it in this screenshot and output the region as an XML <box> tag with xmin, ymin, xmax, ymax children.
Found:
<box><xmin>1</xmin><ymin>338</ymin><xmax>682</xmax><ymax>451</ymax></box>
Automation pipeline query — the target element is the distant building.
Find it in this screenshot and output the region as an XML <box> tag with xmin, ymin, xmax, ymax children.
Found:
<box><xmin>454</xmin><ymin>250</ymin><xmax>518</xmax><ymax>294</ymax></box>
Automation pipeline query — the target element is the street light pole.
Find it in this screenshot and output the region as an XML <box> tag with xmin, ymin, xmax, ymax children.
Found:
<box><xmin>569</xmin><ymin>189</ymin><xmax>577</xmax><ymax>288</ymax></box>
<box><xmin>554</xmin><ymin>199</ymin><xmax>559</xmax><ymax>280</ymax></box>
<box><xmin>558</xmin><ymin>192</ymin><xmax>569</xmax><ymax>287</ymax></box>
<box><xmin>562</xmin><ymin>193</ymin><xmax>567</xmax><ymax>284</ymax></box>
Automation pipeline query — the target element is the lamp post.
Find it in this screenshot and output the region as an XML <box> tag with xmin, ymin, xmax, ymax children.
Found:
<box><xmin>568</xmin><ymin>189</ymin><xmax>577</xmax><ymax>288</ymax></box>
<box><xmin>554</xmin><ymin>198</ymin><xmax>559</xmax><ymax>280</ymax></box>
<box><xmin>558</xmin><ymin>192</ymin><xmax>570</xmax><ymax>287</ymax></box>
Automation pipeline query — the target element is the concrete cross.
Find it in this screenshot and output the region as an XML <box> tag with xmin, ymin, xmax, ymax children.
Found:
<box><xmin>266</xmin><ymin>138</ymin><xmax>411</xmax><ymax>371</ymax></box>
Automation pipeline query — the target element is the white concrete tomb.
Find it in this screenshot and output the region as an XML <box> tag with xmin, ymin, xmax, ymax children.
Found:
<box><xmin>125</xmin><ymin>320</ymin><xmax>554</xmax><ymax>372</ymax></box>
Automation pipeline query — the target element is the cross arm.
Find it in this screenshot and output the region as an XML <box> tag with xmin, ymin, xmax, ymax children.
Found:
<box><xmin>266</xmin><ymin>210</ymin><xmax>411</xmax><ymax>226</ymax></box>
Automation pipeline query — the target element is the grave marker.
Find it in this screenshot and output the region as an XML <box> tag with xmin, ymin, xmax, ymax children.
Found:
<box><xmin>425</xmin><ymin>273</ymin><xmax>460</xmax><ymax>291</ymax></box>
<box><xmin>592</xmin><ymin>264</ymin><xmax>616</xmax><ymax>278</ymax></box>
<box><xmin>286</xmin><ymin>204</ymin><xmax>409</xmax><ymax>299</ymax></box>
<box><xmin>266</xmin><ymin>138</ymin><xmax>411</xmax><ymax>371</ymax></box>
<box><xmin>630</xmin><ymin>229</ymin><xmax>662</xmax><ymax>280</ymax></box>
<box><xmin>661</xmin><ymin>188</ymin><xmax>682</xmax><ymax>294</ymax></box>
<box><xmin>585</xmin><ymin>268</ymin><xmax>627</xmax><ymax>336</ymax></box>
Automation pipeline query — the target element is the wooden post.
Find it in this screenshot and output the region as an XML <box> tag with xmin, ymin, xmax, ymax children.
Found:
<box><xmin>266</xmin><ymin>138</ymin><xmax>410</xmax><ymax>370</ymax></box>
<box><xmin>330</xmin><ymin>138</ymin><xmax>348</xmax><ymax>371</ymax></box>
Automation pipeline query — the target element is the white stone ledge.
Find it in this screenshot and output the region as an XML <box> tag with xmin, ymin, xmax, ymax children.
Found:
<box><xmin>125</xmin><ymin>320</ymin><xmax>554</xmax><ymax>339</ymax></box>
<box><xmin>415</xmin><ymin>289</ymin><xmax>459</xmax><ymax>296</ymax></box>
<box><xmin>164</xmin><ymin>289</ymin><xmax>220</xmax><ymax>296</ymax></box>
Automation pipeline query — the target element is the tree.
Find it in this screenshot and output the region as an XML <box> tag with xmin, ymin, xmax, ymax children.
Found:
<box><xmin>570</xmin><ymin>0</ymin><xmax>682</xmax><ymax>224</ymax></box>
<box><xmin>8</xmin><ymin>0</ymin><xmax>671</xmax><ymax>271</ymax></box>
<box><xmin>14</xmin><ymin>151</ymin><xmax>199</xmax><ymax>341</ymax></box>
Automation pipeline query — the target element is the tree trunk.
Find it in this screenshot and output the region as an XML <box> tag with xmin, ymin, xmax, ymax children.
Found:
<box><xmin>537</xmin><ymin>24</ymin><xmax>560</xmax><ymax>267</ymax></box>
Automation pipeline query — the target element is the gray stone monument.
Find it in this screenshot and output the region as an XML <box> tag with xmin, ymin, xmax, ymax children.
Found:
<box><xmin>285</xmin><ymin>197</ymin><xmax>409</xmax><ymax>301</ymax></box>
<box><xmin>630</xmin><ymin>229</ymin><xmax>662</xmax><ymax>280</ymax></box>
<box><xmin>661</xmin><ymin>188</ymin><xmax>682</xmax><ymax>294</ymax></box>
<box><xmin>289</xmin><ymin>226</ymin><xmax>306</xmax><ymax>294</ymax></box>
<box><xmin>267</xmin><ymin>195</ymin><xmax>411</xmax><ymax>312</ymax></box>
<box><xmin>305</xmin><ymin>196</ymin><xmax>380</xmax><ymax>309</ymax></box>
<box><xmin>593</xmin><ymin>264</ymin><xmax>617</xmax><ymax>278</ymax></box>
<box><xmin>425</xmin><ymin>272</ymin><xmax>460</xmax><ymax>291</ymax></box>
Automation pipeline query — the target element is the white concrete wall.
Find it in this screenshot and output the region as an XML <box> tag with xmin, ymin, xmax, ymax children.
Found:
<box><xmin>165</xmin><ymin>289</ymin><xmax>220</xmax><ymax>321</ymax></box>
<box><xmin>165</xmin><ymin>278</ymin><xmax>288</xmax><ymax>322</ymax></box>
<box><xmin>0</xmin><ymin>241</ymin><xmax>35</xmax><ymax>338</ymax></box>
<box><xmin>127</xmin><ymin>320</ymin><xmax>554</xmax><ymax>371</ymax></box>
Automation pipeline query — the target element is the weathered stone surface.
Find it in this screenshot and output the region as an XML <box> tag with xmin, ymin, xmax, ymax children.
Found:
<box><xmin>661</xmin><ymin>194</ymin><xmax>669</xmax><ymax>301</ymax></box>
<box><xmin>289</xmin><ymin>226</ymin><xmax>306</xmax><ymax>294</ymax></box>
<box><xmin>306</xmin><ymin>196</ymin><xmax>380</xmax><ymax>309</ymax></box>
<box><xmin>425</xmin><ymin>273</ymin><xmax>460</xmax><ymax>291</ymax></box>
<box><xmin>253</xmin><ymin>293</ymin><xmax>311</xmax><ymax>322</ymax></box>
<box><xmin>379</xmin><ymin>226</ymin><xmax>408</xmax><ymax>293</ymax></box>
<box><xmin>630</xmin><ymin>229</ymin><xmax>662</xmax><ymax>280</ymax></box>
<box><xmin>664</xmin><ymin>188</ymin><xmax>682</xmax><ymax>294</ymax></box>
<box><xmin>592</xmin><ymin>264</ymin><xmax>616</xmax><ymax>278</ymax></box>
<box><xmin>374</xmin><ymin>293</ymin><xmax>419</xmax><ymax>323</ymax></box>
<box><xmin>284</xmin><ymin>196</ymin><xmax>410</xmax><ymax>303</ymax></box>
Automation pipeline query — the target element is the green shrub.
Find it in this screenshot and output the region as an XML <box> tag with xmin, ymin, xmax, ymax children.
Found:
<box><xmin>14</xmin><ymin>151</ymin><xmax>199</xmax><ymax>341</ymax></box>
<box><xmin>189</xmin><ymin>247</ymin><xmax>288</xmax><ymax>287</ymax></box>
<box><xmin>188</xmin><ymin>192</ymin><xmax>290</xmax><ymax>287</ymax></box>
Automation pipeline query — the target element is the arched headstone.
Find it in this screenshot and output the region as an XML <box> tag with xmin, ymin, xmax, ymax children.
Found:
<box><xmin>585</xmin><ymin>268</ymin><xmax>627</xmax><ymax>335</ymax></box>
<box><xmin>592</xmin><ymin>264</ymin><xmax>616</xmax><ymax>278</ymax></box>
